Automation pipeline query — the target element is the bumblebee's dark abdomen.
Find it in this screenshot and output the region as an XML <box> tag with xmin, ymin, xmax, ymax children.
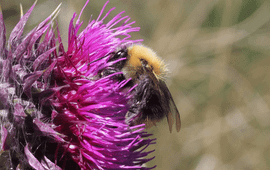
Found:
<box><xmin>140</xmin><ymin>92</ymin><xmax>165</xmax><ymax>120</ymax></box>
<box><xmin>129</xmin><ymin>74</ymin><xmax>166</xmax><ymax>121</ymax></box>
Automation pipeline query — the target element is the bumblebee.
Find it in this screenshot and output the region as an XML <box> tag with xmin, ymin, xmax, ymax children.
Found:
<box><xmin>101</xmin><ymin>45</ymin><xmax>181</xmax><ymax>132</ymax></box>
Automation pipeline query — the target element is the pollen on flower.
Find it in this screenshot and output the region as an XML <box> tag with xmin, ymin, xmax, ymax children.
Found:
<box><xmin>0</xmin><ymin>0</ymin><xmax>155</xmax><ymax>170</ymax></box>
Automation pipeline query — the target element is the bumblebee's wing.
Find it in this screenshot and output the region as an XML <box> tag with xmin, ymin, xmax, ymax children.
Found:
<box><xmin>168</xmin><ymin>92</ymin><xmax>181</xmax><ymax>132</ymax></box>
<box><xmin>159</xmin><ymin>80</ymin><xmax>181</xmax><ymax>133</ymax></box>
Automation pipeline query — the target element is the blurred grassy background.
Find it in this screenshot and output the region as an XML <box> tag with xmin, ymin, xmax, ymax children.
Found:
<box><xmin>1</xmin><ymin>0</ymin><xmax>270</xmax><ymax>169</ymax></box>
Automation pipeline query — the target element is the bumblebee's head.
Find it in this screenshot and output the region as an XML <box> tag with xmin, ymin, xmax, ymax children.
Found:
<box><xmin>128</xmin><ymin>45</ymin><xmax>166</xmax><ymax>77</ymax></box>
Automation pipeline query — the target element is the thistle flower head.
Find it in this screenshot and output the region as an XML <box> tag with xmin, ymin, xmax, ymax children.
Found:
<box><xmin>0</xmin><ymin>1</ymin><xmax>155</xmax><ymax>169</ymax></box>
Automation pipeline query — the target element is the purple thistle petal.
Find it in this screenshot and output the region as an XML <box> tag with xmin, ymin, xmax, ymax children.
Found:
<box><xmin>33</xmin><ymin>47</ymin><xmax>56</xmax><ymax>70</ymax></box>
<box><xmin>27</xmin><ymin>24</ymin><xmax>51</xmax><ymax>55</ymax></box>
<box><xmin>41</xmin><ymin>156</ymin><xmax>62</xmax><ymax>170</ymax></box>
<box><xmin>0</xmin><ymin>126</ymin><xmax>8</xmax><ymax>150</ymax></box>
<box><xmin>96</xmin><ymin>0</ymin><xmax>111</xmax><ymax>22</ymax></box>
<box><xmin>56</xmin><ymin>22</ymin><xmax>65</xmax><ymax>55</ymax></box>
<box><xmin>8</xmin><ymin>1</ymin><xmax>37</xmax><ymax>50</ymax></box>
<box><xmin>23</xmin><ymin>71</ymin><xmax>43</xmax><ymax>97</ymax></box>
<box><xmin>33</xmin><ymin>118</ymin><xmax>65</xmax><ymax>142</ymax></box>
<box><xmin>0</xmin><ymin>7</ymin><xmax>6</xmax><ymax>56</ymax></box>
<box><xmin>24</xmin><ymin>144</ymin><xmax>45</xmax><ymax>170</ymax></box>
<box><xmin>43</xmin><ymin>60</ymin><xmax>57</xmax><ymax>85</ymax></box>
<box><xmin>77</xmin><ymin>0</ymin><xmax>90</xmax><ymax>25</ymax></box>
<box><xmin>1</xmin><ymin>57</ymin><xmax>12</xmax><ymax>81</ymax></box>
<box><xmin>35</xmin><ymin>25</ymin><xmax>55</xmax><ymax>56</ymax></box>
<box><xmin>13</xmin><ymin>28</ymin><xmax>35</xmax><ymax>61</ymax></box>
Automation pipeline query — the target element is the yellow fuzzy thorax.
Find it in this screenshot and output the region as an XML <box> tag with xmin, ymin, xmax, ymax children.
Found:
<box><xmin>128</xmin><ymin>45</ymin><xmax>165</xmax><ymax>76</ymax></box>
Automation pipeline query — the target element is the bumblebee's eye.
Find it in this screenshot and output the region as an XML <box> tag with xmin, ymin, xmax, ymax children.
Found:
<box><xmin>116</xmin><ymin>51</ymin><xmax>122</xmax><ymax>56</ymax></box>
<box><xmin>113</xmin><ymin>51</ymin><xmax>123</xmax><ymax>59</ymax></box>
<box><xmin>109</xmin><ymin>48</ymin><xmax>128</xmax><ymax>62</ymax></box>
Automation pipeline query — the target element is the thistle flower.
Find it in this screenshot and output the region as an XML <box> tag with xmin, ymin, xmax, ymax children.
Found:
<box><xmin>0</xmin><ymin>1</ymin><xmax>155</xmax><ymax>170</ymax></box>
